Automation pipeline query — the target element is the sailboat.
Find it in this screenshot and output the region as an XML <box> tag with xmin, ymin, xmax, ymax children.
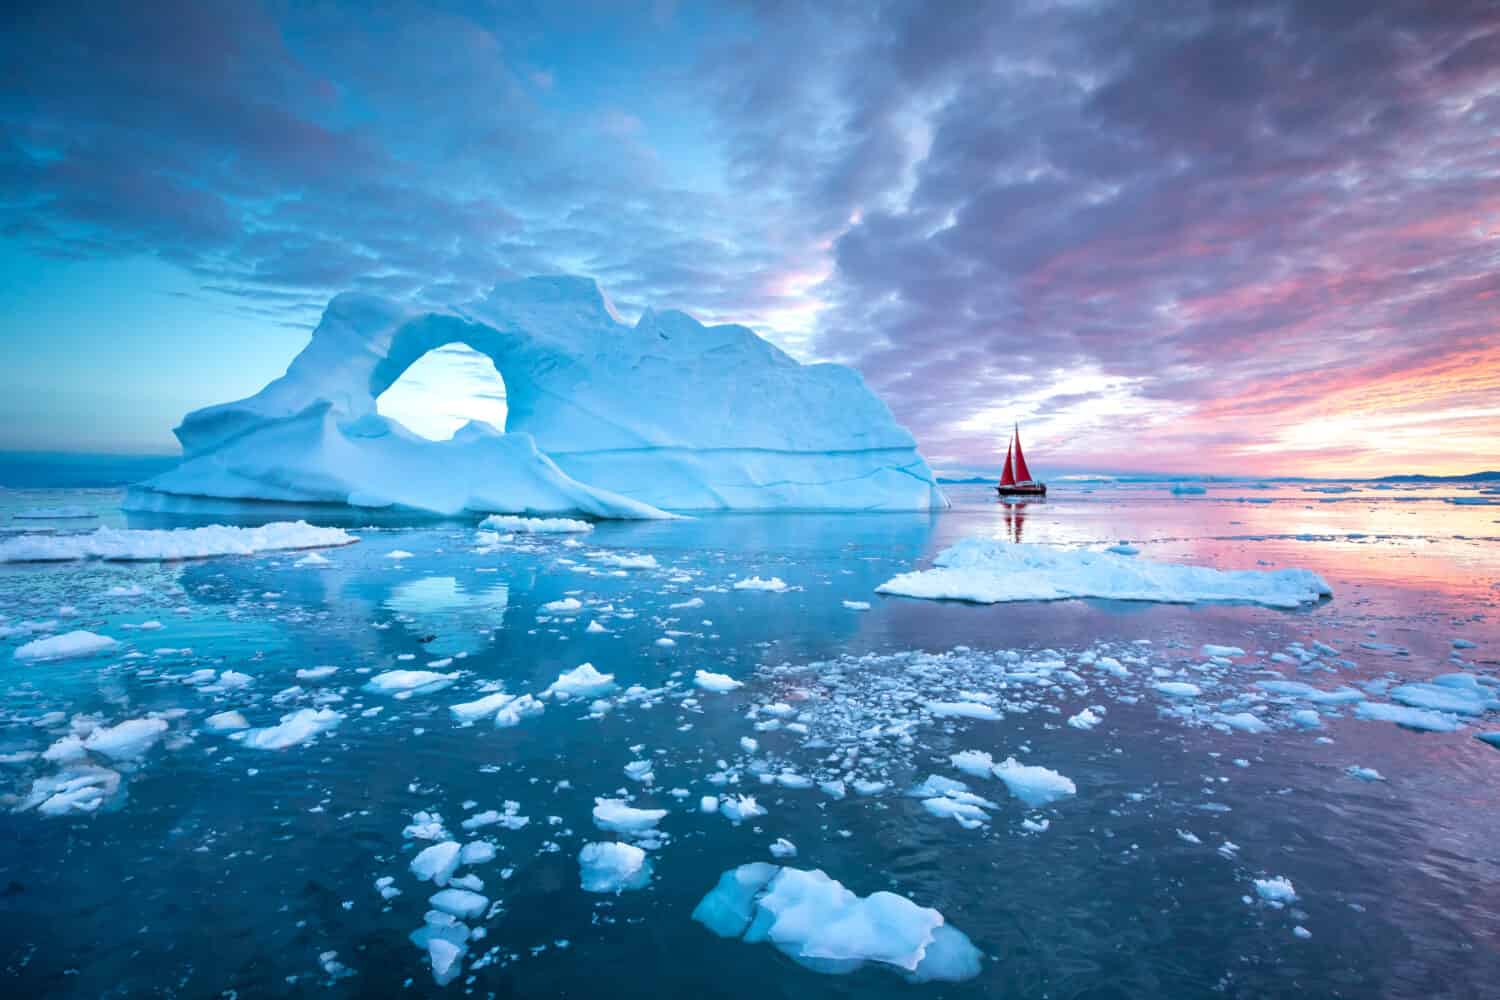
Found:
<box><xmin>996</xmin><ymin>424</ymin><xmax>1047</xmax><ymax>498</ymax></box>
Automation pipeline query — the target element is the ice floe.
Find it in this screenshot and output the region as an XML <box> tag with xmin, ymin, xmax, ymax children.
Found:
<box><xmin>0</xmin><ymin>521</ymin><xmax>355</xmax><ymax>563</ymax></box>
<box><xmin>692</xmin><ymin>864</ymin><xmax>982</xmax><ymax>981</ymax></box>
<box><xmin>578</xmin><ymin>841</ymin><xmax>652</xmax><ymax>892</ymax></box>
<box><xmin>479</xmin><ymin>515</ymin><xmax>593</xmax><ymax>534</ymax></box>
<box><xmin>237</xmin><ymin>708</ymin><xmax>344</xmax><ymax>750</ymax></box>
<box><xmin>877</xmin><ymin>540</ymin><xmax>1332</xmax><ymax>608</ymax></box>
<box><xmin>14</xmin><ymin>630</ymin><xmax>118</xmax><ymax>661</ymax></box>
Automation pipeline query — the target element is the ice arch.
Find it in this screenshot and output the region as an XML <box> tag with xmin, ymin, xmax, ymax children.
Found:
<box><xmin>374</xmin><ymin>345</ymin><xmax>508</xmax><ymax>441</ymax></box>
<box><xmin>128</xmin><ymin>276</ymin><xmax>946</xmax><ymax>517</ymax></box>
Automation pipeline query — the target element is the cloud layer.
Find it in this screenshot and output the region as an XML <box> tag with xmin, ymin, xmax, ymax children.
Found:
<box><xmin>4</xmin><ymin>1</ymin><xmax>1497</xmax><ymax>473</ymax></box>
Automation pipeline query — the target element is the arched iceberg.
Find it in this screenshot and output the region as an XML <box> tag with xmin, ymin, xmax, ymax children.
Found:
<box><xmin>127</xmin><ymin>276</ymin><xmax>945</xmax><ymax>518</ymax></box>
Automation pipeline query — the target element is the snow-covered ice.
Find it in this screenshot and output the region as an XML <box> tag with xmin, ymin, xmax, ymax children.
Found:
<box><xmin>544</xmin><ymin>663</ymin><xmax>615</xmax><ymax>699</ymax></box>
<box><xmin>479</xmin><ymin>514</ymin><xmax>593</xmax><ymax>533</ymax></box>
<box><xmin>992</xmin><ymin>758</ymin><xmax>1077</xmax><ymax>807</ymax></box>
<box><xmin>238</xmin><ymin>708</ymin><xmax>344</xmax><ymax>750</ymax></box>
<box><xmin>694</xmin><ymin>670</ymin><xmax>743</xmax><ymax>693</ymax></box>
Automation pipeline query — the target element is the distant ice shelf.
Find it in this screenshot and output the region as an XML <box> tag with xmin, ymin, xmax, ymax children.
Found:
<box><xmin>877</xmin><ymin>539</ymin><xmax>1332</xmax><ymax>608</ymax></box>
<box><xmin>126</xmin><ymin>275</ymin><xmax>946</xmax><ymax>518</ymax></box>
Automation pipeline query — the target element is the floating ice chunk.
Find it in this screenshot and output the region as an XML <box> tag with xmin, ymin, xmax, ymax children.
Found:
<box><xmin>14</xmin><ymin>630</ymin><xmax>118</xmax><ymax>662</ymax></box>
<box><xmin>1354</xmin><ymin>701</ymin><xmax>1463</xmax><ymax>733</ymax></box>
<box><xmin>1154</xmin><ymin>682</ymin><xmax>1201</xmax><ymax>698</ymax></box>
<box><xmin>578</xmin><ymin>841</ymin><xmax>653</xmax><ymax>893</ymax></box>
<box><xmin>733</xmin><ymin>576</ymin><xmax>788</xmax><ymax>592</ymax></box>
<box><xmin>921</xmin><ymin>797</ymin><xmax>989</xmax><ymax>829</ymax></box>
<box><xmin>494</xmin><ymin>694</ymin><xmax>543</xmax><ymax>727</ymax></box>
<box><xmin>949</xmin><ymin>750</ymin><xmax>995</xmax><ymax>778</ymax></box>
<box><xmin>1067</xmin><ymin>707</ymin><xmax>1103</xmax><ymax>730</ymax></box>
<box><xmin>692</xmin><ymin>865</ymin><xmax>981</xmax><ymax>981</ymax></box>
<box><xmin>1215</xmin><ymin>712</ymin><xmax>1269</xmax><ymax>734</ymax></box>
<box><xmin>545</xmin><ymin>663</ymin><xmax>615</xmax><ymax>699</ymax></box>
<box><xmin>404</xmin><ymin>811</ymin><xmax>450</xmax><ymax>840</ymax></box>
<box><xmin>992</xmin><ymin>758</ymin><xmax>1076</xmax><ymax>807</ymax></box>
<box><xmin>927</xmin><ymin>701</ymin><xmax>1002</xmax><ymax>721</ymax></box>
<box><xmin>296</xmin><ymin>665</ymin><xmax>339</xmax><ymax>681</ymax></box>
<box><xmin>20</xmin><ymin>764</ymin><xmax>122</xmax><ymax>816</ymax></box>
<box><xmin>1254</xmin><ymin>876</ymin><xmax>1297</xmax><ymax>904</ymax></box>
<box><xmin>479</xmin><ymin>515</ymin><xmax>593</xmax><ymax>534</ymax></box>
<box><xmin>365</xmin><ymin>670</ymin><xmax>459</xmax><ymax>698</ymax></box>
<box><xmin>0</xmin><ymin>521</ymin><xmax>356</xmax><ymax>563</ymax></box>
<box><xmin>239</xmin><ymin>708</ymin><xmax>343</xmax><ymax>750</ymax></box>
<box><xmin>592</xmin><ymin>798</ymin><xmax>667</xmax><ymax>836</ymax></box>
<box><xmin>426</xmin><ymin>937</ymin><xmax>465</xmax><ymax>986</ymax></box>
<box><xmin>450</xmin><ymin>691</ymin><xmax>517</xmax><ymax>722</ymax></box>
<box><xmin>460</xmin><ymin>841</ymin><xmax>496</xmax><ymax>865</ymax></box>
<box><xmin>769</xmin><ymin>838</ymin><xmax>797</xmax><ymax>858</ymax></box>
<box><xmin>1200</xmin><ymin>644</ymin><xmax>1246</xmax><ymax>658</ymax></box>
<box><xmin>594</xmin><ymin>552</ymin><xmax>658</xmax><ymax>570</ymax></box>
<box><xmin>1094</xmin><ymin>656</ymin><xmax>1128</xmax><ymax>677</ymax></box>
<box><xmin>1389</xmin><ymin>681</ymin><xmax>1497</xmax><ymax>716</ymax></box>
<box><xmin>429</xmin><ymin>888</ymin><xmax>489</xmax><ymax>919</ymax></box>
<box><xmin>1289</xmin><ymin>709</ymin><xmax>1322</xmax><ymax>729</ymax></box>
<box><xmin>542</xmin><ymin>597</ymin><xmax>583</xmax><ymax>614</ymax></box>
<box><xmin>294</xmin><ymin>551</ymin><xmax>330</xmax><ymax>567</ymax></box>
<box><xmin>694</xmin><ymin>670</ymin><xmax>743</xmax><ymax>693</ymax></box>
<box><xmin>411</xmin><ymin>841</ymin><xmax>463</xmax><ymax>886</ymax></box>
<box><xmin>842</xmin><ymin>600</ymin><xmax>871</xmax><ymax>611</ymax></box>
<box><xmin>624</xmin><ymin>760</ymin><xmax>655</xmax><ymax>783</ymax></box>
<box><xmin>1345</xmin><ymin>766</ymin><xmax>1384</xmax><ymax>782</ymax></box>
<box><xmin>82</xmin><ymin>718</ymin><xmax>168</xmax><ymax>760</ymax></box>
<box><xmin>720</xmin><ymin>795</ymin><xmax>767</xmax><ymax>824</ymax></box>
<box><xmin>1106</xmin><ymin>542</ymin><xmax>1139</xmax><ymax>555</ymax></box>
<box><xmin>701</xmin><ymin>795</ymin><xmax>720</xmax><ymax>813</ymax></box>
<box><xmin>877</xmin><ymin>540</ymin><xmax>1331</xmax><ymax>609</ymax></box>
<box><xmin>1257</xmin><ymin>681</ymin><xmax>1363</xmax><ymax>704</ymax></box>
<box><xmin>385</xmin><ymin>549</ymin><xmax>414</xmax><ymax>560</ymax></box>
<box><xmin>585</xmin><ymin>620</ymin><xmax>608</xmax><ymax>633</ymax></box>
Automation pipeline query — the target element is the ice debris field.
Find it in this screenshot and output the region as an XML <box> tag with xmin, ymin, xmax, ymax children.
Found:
<box><xmin>1</xmin><ymin>478</ymin><xmax>1498</xmax><ymax>997</ymax></box>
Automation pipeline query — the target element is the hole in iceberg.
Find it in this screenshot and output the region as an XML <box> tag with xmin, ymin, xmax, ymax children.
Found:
<box><xmin>375</xmin><ymin>344</ymin><xmax>508</xmax><ymax>441</ymax></box>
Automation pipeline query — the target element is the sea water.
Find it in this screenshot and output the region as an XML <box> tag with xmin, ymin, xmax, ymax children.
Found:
<box><xmin>0</xmin><ymin>480</ymin><xmax>1497</xmax><ymax>997</ymax></box>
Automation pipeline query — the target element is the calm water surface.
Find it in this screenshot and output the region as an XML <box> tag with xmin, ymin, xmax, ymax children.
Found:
<box><xmin>1</xmin><ymin>481</ymin><xmax>1497</xmax><ymax>998</ymax></box>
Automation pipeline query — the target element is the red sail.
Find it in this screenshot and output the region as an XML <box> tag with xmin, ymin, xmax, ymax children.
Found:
<box><xmin>1013</xmin><ymin>426</ymin><xmax>1033</xmax><ymax>483</ymax></box>
<box><xmin>999</xmin><ymin>440</ymin><xmax>1016</xmax><ymax>486</ymax></box>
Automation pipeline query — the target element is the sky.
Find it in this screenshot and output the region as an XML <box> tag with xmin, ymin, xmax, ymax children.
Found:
<box><xmin>2</xmin><ymin>0</ymin><xmax>1497</xmax><ymax>476</ymax></box>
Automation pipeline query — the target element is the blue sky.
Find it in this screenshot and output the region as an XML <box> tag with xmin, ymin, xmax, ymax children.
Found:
<box><xmin>4</xmin><ymin>1</ymin><xmax>1498</xmax><ymax>474</ymax></box>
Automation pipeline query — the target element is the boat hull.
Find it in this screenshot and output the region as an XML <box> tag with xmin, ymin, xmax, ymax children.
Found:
<box><xmin>996</xmin><ymin>483</ymin><xmax>1047</xmax><ymax>497</ymax></box>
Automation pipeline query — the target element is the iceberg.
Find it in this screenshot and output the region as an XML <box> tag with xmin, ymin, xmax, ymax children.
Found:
<box><xmin>877</xmin><ymin>540</ymin><xmax>1332</xmax><ymax>609</ymax></box>
<box><xmin>126</xmin><ymin>276</ymin><xmax>944</xmax><ymax>517</ymax></box>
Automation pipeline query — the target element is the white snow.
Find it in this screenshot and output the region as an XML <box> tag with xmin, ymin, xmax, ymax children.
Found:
<box><xmin>127</xmin><ymin>276</ymin><xmax>944</xmax><ymax>517</ymax></box>
<box><xmin>0</xmin><ymin>521</ymin><xmax>356</xmax><ymax>563</ymax></box>
<box><xmin>692</xmin><ymin>864</ymin><xmax>982</xmax><ymax>981</ymax></box>
<box><xmin>877</xmin><ymin>540</ymin><xmax>1331</xmax><ymax>608</ymax></box>
<box><xmin>541</xmin><ymin>597</ymin><xmax>583</xmax><ymax>614</ymax></box>
<box><xmin>1067</xmin><ymin>707</ymin><xmax>1103</xmax><ymax>730</ymax></box>
<box><xmin>14</xmin><ymin>630</ymin><xmax>118</xmax><ymax>661</ymax></box>
<box><xmin>992</xmin><ymin>758</ymin><xmax>1077</xmax><ymax>807</ymax></box>
<box><xmin>544</xmin><ymin>663</ymin><xmax>615</xmax><ymax>699</ymax></box>
<box><xmin>578</xmin><ymin>841</ymin><xmax>653</xmax><ymax>892</ymax></box>
<box><xmin>479</xmin><ymin>514</ymin><xmax>593</xmax><ymax>533</ymax></box>
<box><xmin>20</xmin><ymin>764</ymin><xmax>122</xmax><ymax>816</ymax></box>
<box><xmin>694</xmin><ymin>670</ymin><xmax>743</xmax><ymax>693</ymax></box>
<box><xmin>238</xmin><ymin>708</ymin><xmax>343</xmax><ymax>750</ymax></box>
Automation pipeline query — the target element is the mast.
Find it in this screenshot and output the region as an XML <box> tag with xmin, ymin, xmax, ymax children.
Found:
<box><xmin>999</xmin><ymin>438</ymin><xmax>1016</xmax><ymax>487</ymax></box>
<box><xmin>1013</xmin><ymin>424</ymin><xmax>1033</xmax><ymax>483</ymax></box>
